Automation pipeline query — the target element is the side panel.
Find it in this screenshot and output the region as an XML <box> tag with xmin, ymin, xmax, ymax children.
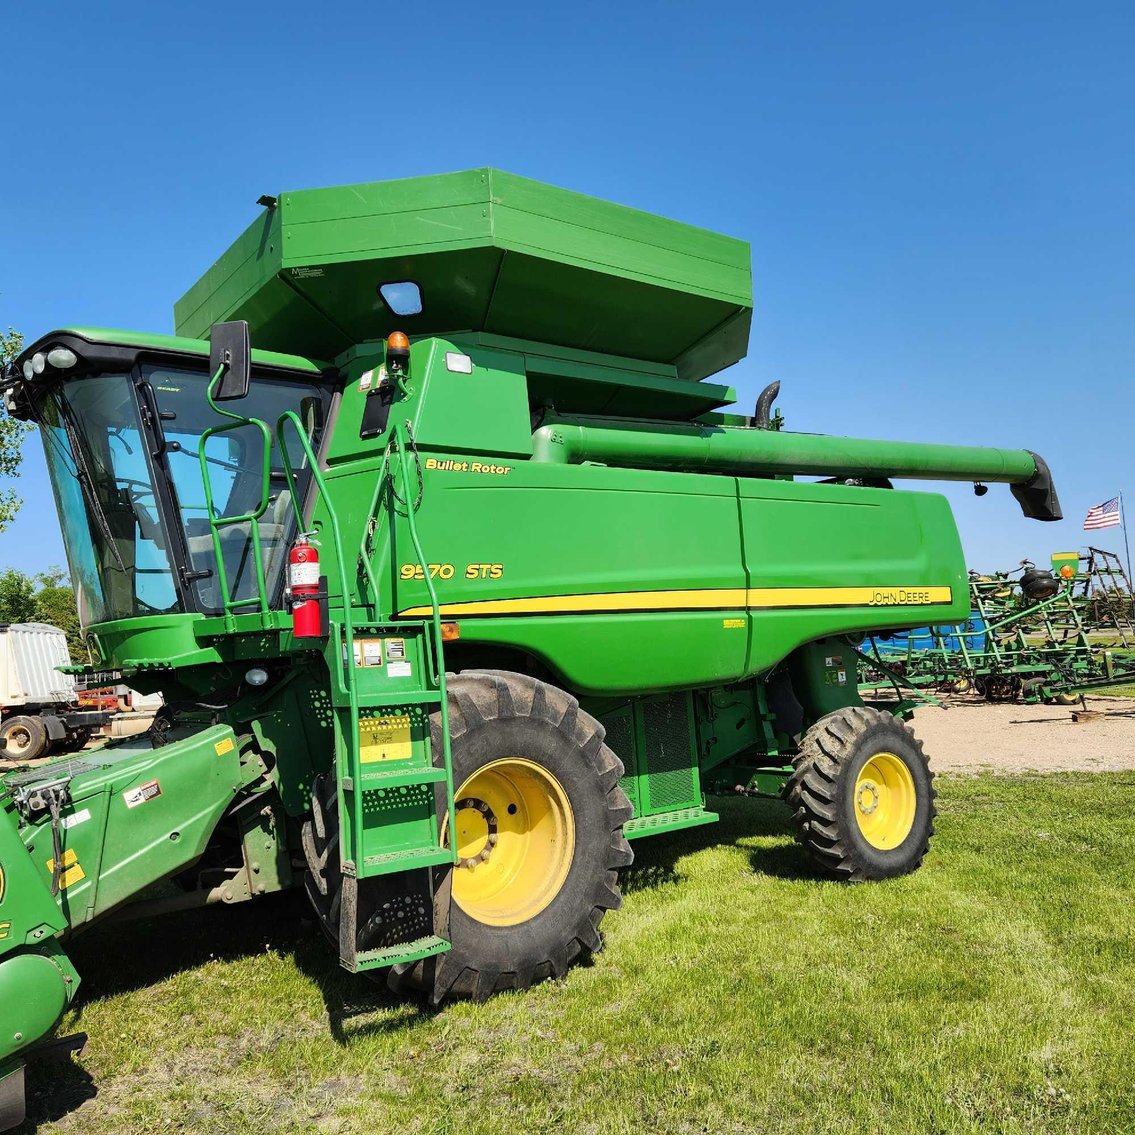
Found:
<box><xmin>0</xmin><ymin>804</ymin><xmax>68</xmax><ymax>952</ymax></box>
<box><xmin>596</xmin><ymin>693</ymin><xmax>703</xmax><ymax>821</ymax></box>
<box><xmin>389</xmin><ymin>460</ymin><xmax>749</xmax><ymax>696</ymax></box>
<box><xmin>739</xmin><ymin>479</ymin><xmax>970</xmax><ymax>674</ymax></box>
<box><xmin>12</xmin><ymin>724</ymin><xmax>249</xmax><ymax>927</ymax></box>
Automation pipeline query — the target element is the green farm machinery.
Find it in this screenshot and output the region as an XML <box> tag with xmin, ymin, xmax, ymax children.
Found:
<box><xmin>862</xmin><ymin>551</ymin><xmax>1135</xmax><ymax>703</ymax></box>
<box><xmin>0</xmin><ymin>169</ymin><xmax>1063</xmax><ymax>1127</ymax></box>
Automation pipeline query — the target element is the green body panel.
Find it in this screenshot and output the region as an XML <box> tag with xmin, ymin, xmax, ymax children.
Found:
<box><xmin>174</xmin><ymin>169</ymin><xmax>753</xmax><ymax>381</ymax></box>
<box><xmin>297</xmin><ymin>333</ymin><xmax>972</xmax><ymax>696</ymax></box>
<box><xmin>7</xmin><ymin>725</ymin><xmax>249</xmax><ymax>927</ymax></box>
<box><xmin>0</xmin><ymin>805</ymin><xmax>68</xmax><ymax>953</ymax></box>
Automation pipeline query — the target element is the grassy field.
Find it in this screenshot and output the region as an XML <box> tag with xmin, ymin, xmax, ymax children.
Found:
<box><xmin>21</xmin><ymin>773</ymin><xmax>1135</xmax><ymax>1135</ymax></box>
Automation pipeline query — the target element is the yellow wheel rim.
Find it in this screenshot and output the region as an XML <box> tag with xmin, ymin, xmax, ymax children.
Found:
<box><xmin>447</xmin><ymin>758</ymin><xmax>576</xmax><ymax>927</ymax></box>
<box><xmin>854</xmin><ymin>751</ymin><xmax>917</xmax><ymax>850</ymax></box>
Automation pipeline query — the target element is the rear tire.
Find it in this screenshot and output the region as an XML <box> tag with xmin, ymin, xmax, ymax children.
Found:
<box><xmin>787</xmin><ymin>706</ymin><xmax>935</xmax><ymax>882</ymax></box>
<box><xmin>391</xmin><ymin>671</ymin><xmax>633</xmax><ymax>1003</ymax></box>
<box><xmin>0</xmin><ymin>716</ymin><xmax>50</xmax><ymax>765</ymax></box>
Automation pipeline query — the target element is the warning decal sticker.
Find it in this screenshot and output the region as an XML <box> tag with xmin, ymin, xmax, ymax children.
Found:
<box><xmin>124</xmin><ymin>780</ymin><xmax>163</xmax><ymax>809</ymax></box>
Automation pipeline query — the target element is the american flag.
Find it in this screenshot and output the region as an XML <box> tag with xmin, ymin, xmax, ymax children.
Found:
<box><xmin>1084</xmin><ymin>496</ymin><xmax>1122</xmax><ymax>531</ymax></box>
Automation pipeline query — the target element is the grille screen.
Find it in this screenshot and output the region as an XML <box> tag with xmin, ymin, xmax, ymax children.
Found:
<box><xmin>603</xmin><ymin>710</ymin><xmax>638</xmax><ymax>816</ymax></box>
<box><xmin>642</xmin><ymin>694</ymin><xmax>699</xmax><ymax>812</ymax></box>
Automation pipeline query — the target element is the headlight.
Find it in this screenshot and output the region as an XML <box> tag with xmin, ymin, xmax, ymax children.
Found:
<box><xmin>47</xmin><ymin>347</ymin><xmax>78</xmax><ymax>369</ymax></box>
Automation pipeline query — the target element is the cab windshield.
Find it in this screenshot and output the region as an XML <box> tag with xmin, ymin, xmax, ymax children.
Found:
<box><xmin>39</xmin><ymin>364</ymin><xmax>325</xmax><ymax>625</ymax></box>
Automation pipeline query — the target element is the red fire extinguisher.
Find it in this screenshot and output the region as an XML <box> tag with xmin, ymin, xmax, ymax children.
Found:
<box><xmin>288</xmin><ymin>532</ymin><xmax>323</xmax><ymax>638</ymax></box>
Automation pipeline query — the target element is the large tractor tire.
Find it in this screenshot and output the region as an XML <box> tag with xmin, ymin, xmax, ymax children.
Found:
<box><xmin>0</xmin><ymin>716</ymin><xmax>50</xmax><ymax>765</ymax></box>
<box><xmin>787</xmin><ymin>706</ymin><xmax>935</xmax><ymax>882</ymax></box>
<box><xmin>303</xmin><ymin>672</ymin><xmax>633</xmax><ymax>1004</ymax></box>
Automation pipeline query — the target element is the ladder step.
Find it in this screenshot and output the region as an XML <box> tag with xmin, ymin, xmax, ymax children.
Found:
<box><xmin>355</xmin><ymin>765</ymin><xmax>446</xmax><ymax>787</ymax></box>
<box><xmin>332</xmin><ymin>688</ymin><xmax>443</xmax><ymax>708</ymax></box>
<box><xmin>358</xmin><ymin>690</ymin><xmax>443</xmax><ymax>705</ymax></box>
<box><xmin>624</xmin><ymin>807</ymin><xmax>719</xmax><ymax>840</ymax></box>
<box><xmin>362</xmin><ymin>846</ymin><xmax>454</xmax><ymax>875</ymax></box>
<box><xmin>352</xmin><ymin>934</ymin><xmax>451</xmax><ymax>972</ymax></box>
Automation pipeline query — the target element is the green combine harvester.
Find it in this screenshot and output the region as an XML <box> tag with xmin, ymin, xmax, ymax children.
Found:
<box><xmin>0</xmin><ymin>169</ymin><xmax>1061</xmax><ymax>1127</ymax></box>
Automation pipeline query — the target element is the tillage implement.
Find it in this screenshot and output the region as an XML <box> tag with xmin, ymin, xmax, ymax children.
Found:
<box><xmin>0</xmin><ymin>169</ymin><xmax>1061</xmax><ymax>1128</ymax></box>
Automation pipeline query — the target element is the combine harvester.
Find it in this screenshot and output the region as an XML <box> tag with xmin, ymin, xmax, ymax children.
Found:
<box><xmin>0</xmin><ymin>170</ymin><xmax>1061</xmax><ymax>1127</ymax></box>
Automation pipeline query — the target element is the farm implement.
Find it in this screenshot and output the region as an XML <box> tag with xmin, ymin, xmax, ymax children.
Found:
<box><xmin>862</xmin><ymin>553</ymin><xmax>1135</xmax><ymax>702</ymax></box>
<box><xmin>0</xmin><ymin>169</ymin><xmax>1062</xmax><ymax>1128</ymax></box>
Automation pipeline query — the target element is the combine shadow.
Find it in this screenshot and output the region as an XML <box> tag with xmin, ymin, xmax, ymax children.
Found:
<box><xmin>17</xmin><ymin>892</ymin><xmax>431</xmax><ymax>1130</ymax></box>
<box><xmin>18</xmin><ymin>1060</ymin><xmax>96</xmax><ymax>1134</ymax></box>
<box><xmin>17</xmin><ymin>797</ymin><xmax>815</xmax><ymax>1129</ymax></box>
<box><xmin>290</xmin><ymin>934</ymin><xmax>430</xmax><ymax>1044</ymax></box>
<box><xmin>621</xmin><ymin>794</ymin><xmax>817</xmax><ymax>892</ymax></box>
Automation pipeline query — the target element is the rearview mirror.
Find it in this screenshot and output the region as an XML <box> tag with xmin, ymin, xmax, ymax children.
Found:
<box><xmin>208</xmin><ymin>320</ymin><xmax>251</xmax><ymax>401</ymax></box>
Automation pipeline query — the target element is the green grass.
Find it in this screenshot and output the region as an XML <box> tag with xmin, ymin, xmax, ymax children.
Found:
<box><xmin>22</xmin><ymin>774</ymin><xmax>1135</xmax><ymax>1135</ymax></box>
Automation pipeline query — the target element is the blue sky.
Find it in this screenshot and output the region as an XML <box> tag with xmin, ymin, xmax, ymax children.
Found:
<box><xmin>2</xmin><ymin>1</ymin><xmax>1133</xmax><ymax>576</ymax></box>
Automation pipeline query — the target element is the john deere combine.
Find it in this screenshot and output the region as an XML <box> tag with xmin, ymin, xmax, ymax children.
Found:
<box><xmin>0</xmin><ymin>169</ymin><xmax>1061</xmax><ymax>1127</ymax></box>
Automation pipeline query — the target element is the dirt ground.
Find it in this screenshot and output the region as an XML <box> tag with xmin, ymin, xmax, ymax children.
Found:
<box><xmin>910</xmin><ymin>694</ymin><xmax>1135</xmax><ymax>773</ymax></box>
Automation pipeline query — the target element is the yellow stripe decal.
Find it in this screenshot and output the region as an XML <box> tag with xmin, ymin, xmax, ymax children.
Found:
<box><xmin>399</xmin><ymin>585</ymin><xmax>953</xmax><ymax>618</ymax></box>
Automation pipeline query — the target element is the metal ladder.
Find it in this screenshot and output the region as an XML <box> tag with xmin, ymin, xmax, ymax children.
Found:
<box><xmin>277</xmin><ymin>414</ymin><xmax>457</xmax><ymax>972</ymax></box>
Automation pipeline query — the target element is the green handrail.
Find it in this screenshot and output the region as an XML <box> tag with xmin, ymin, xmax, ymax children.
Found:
<box><xmin>275</xmin><ymin>412</ymin><xmax>357</xmax><ymax>698</ymax></box>
<box><xmin>357</xmin><ymin>439</ymin><xmax>396</xmax><ymax>619</ymax></box>
<box><xmin>199</xmin><ymin>364</ymin><xmax>273</xmax><ymax>629</ymax></box>
<box><xmin>390</xmin><ymin>420</ymin><xmax>457</xmax><ymax>864</ymax></box>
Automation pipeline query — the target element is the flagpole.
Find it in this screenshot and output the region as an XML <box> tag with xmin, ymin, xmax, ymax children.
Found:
<box><xmin>1122</xmin><ymin>492</ymin><xmax>1135</xmax><ymax>621</ymax></box>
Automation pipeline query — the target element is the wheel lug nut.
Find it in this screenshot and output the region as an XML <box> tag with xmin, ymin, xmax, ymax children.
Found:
<box><xmin>480</xmin><ymin>848</ymin><xmax>491</xmax><ymax>861</ymax></box>
<box><xmin>488</xmin><ymin>834</ymin><xmax>498</xmax><ymax>845</ymax></box>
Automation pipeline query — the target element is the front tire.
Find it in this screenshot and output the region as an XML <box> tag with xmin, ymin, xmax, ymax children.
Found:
<box><xmin>391</xmin><ymin>672</ymin><xmax>633</xmax><ymax>1003</ymax></box>
<box><xmin>787</xmin><ymin>706</ymin><xmax>935</xmax><ymax>881</ymax></box>
<box><xmin>0</xmin><ymin>716</ymin><xmax>49</xmax><ymax>765</ymax></box>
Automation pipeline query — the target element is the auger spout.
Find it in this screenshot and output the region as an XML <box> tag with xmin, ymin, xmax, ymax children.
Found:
<box><xmin>531</xmin><ymin>416</ymin><xmax>1062</xmax><ymax>521</ymax></box>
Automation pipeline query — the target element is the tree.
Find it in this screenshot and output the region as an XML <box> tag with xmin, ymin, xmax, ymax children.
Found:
<box><xmin>0</xmin><ymin>566</ymin><xmax>85</xmax><ymax>659</ymax></box>
<box><xmin>0</xmin><ymin>328</ymin><xmax>33</xmax><ymax>532</ymax></box>
<box><xmin>0</xmin><ymin>567</ymin><xmax>37</xmax><ymax>623</ymax></box>
<box><xmin>34</xmin><ymin>579</ymin><xmax>85</xmax><ymax>659</ymax></box>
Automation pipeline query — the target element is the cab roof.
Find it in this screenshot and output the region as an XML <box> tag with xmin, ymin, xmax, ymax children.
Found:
<box><xmin>18</xmin><ymin>327</ymin><xmax>325</xmax><ymax>376</ymax></box>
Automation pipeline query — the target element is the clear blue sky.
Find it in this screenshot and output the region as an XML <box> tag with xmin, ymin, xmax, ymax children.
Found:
<box><xmin>2</xmin><ymin>1</ymin><xmax>1133</xmax><ymax>575</ymax></box>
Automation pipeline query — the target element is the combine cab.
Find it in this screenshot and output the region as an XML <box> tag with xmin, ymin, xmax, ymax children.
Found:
<box><xmin>0</xmin><ymin>169</ymin><xmax>1060</xmax><ymax>1129</ymax></box>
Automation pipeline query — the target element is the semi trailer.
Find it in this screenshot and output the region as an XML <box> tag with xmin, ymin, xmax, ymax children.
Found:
<box><xmin>0</xmin><ymin>623</ymin><xmax>110</xmax><ymax>763</ymax></box>
<box><xmin>0</xmin><ymin>169</ymin><xmax>1060</xmax><ymax>1128</ymax></box>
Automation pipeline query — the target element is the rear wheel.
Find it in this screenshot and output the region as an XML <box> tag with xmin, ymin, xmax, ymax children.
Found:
<box><xmin>391</xmin><ymin>672</ymin><xmax>633</xmax><ymax>1003</ymax></box>
<box><xmin>0</xmin><ymin>716</ymin><xmax>50</xmax><ymax>765</ymax></box>
<box><xmin>787</xmin><ymin>706</ymin><xmax>935</xmax><ymax>881</ymax></box>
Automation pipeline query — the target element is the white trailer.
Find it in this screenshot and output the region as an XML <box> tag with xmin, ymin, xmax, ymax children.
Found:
<box><xmin>0</xmin><ymin>623</ymin><xmax>110</xmax><ymax>762</ymax></box>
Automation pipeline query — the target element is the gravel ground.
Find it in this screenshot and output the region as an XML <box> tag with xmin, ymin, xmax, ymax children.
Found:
<box><xmin>909</xmin><ymin>694</ymin><xmax>1135</xmax><ymax>773</ymax></box>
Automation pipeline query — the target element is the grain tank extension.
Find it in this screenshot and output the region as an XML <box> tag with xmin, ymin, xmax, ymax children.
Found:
<box><xmin>0</xmin><ymin>169</ymin><xmax>1060</xmax><ymax>1128</ymax></box>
